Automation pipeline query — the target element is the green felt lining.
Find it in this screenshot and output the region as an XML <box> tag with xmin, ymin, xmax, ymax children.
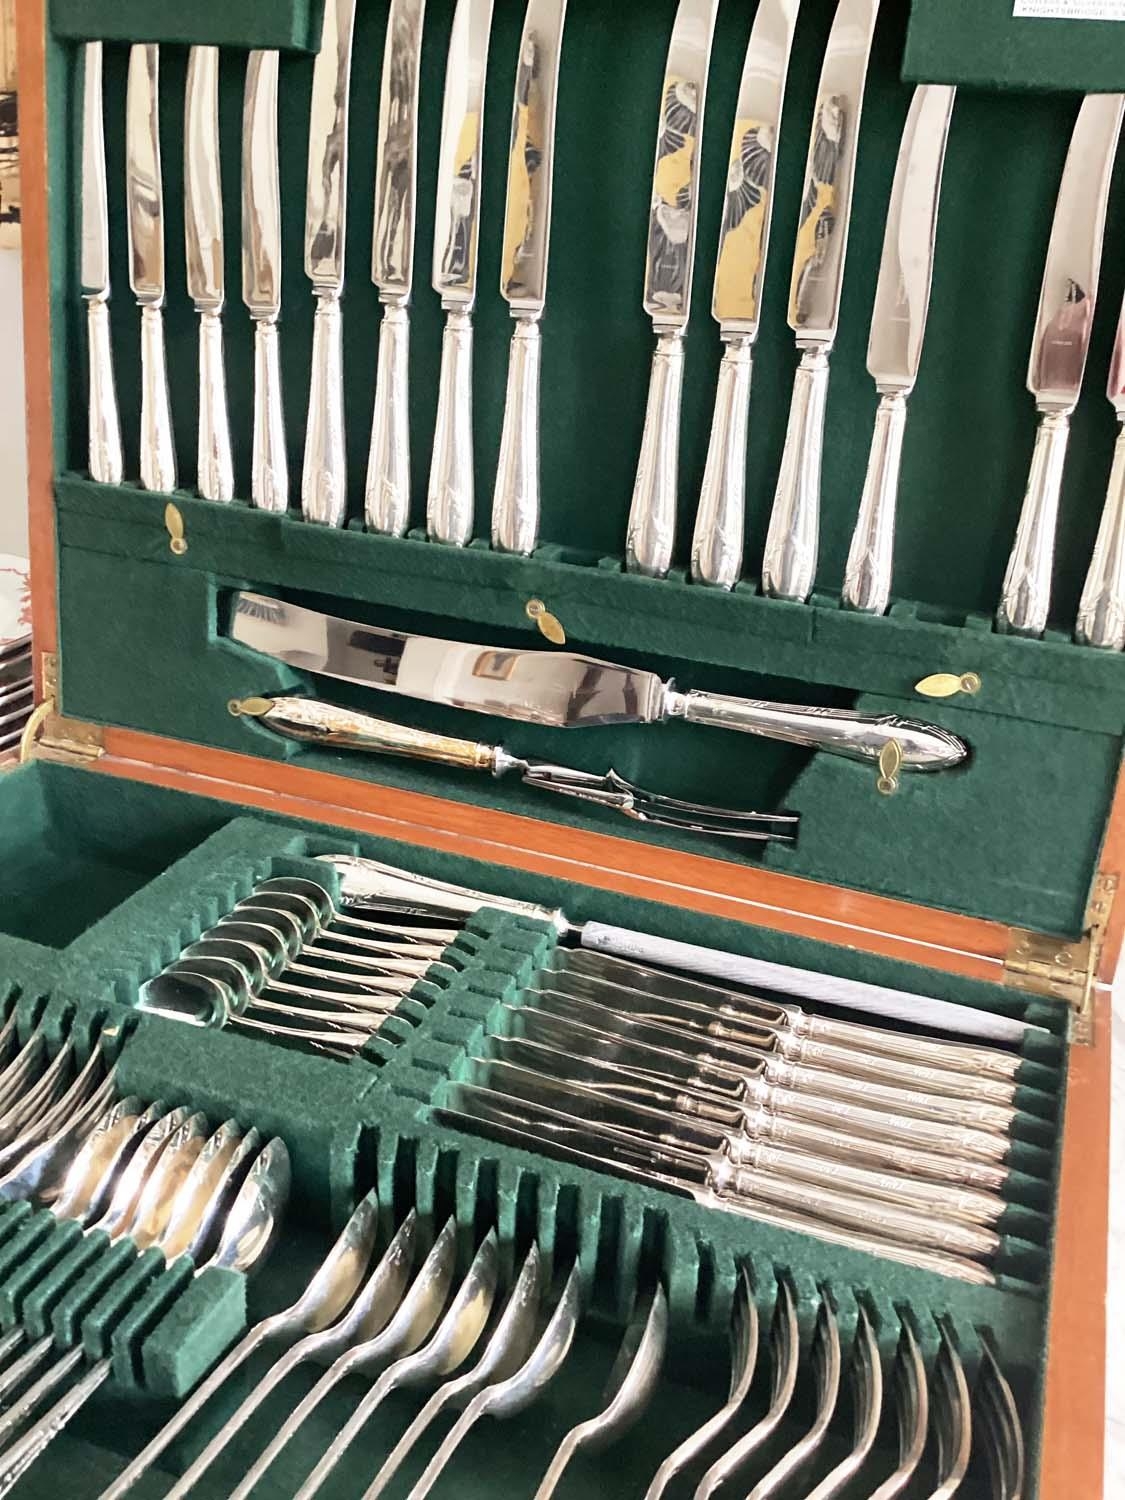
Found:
<box><xmin>904</xmin><ymin>0</ymin><xmax>1125</xmax><ymax>93</ymax></box>
<box><xmin>48</xmin><ymin>0</ymin><xmax>322</xmax><ymax>52</ymax></box>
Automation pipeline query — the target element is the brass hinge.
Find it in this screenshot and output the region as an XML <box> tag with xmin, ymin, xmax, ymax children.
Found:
<box><xmin>18</xmin><ymin>653</ymin><xmax>105</xmax><ymax>766</ymax></box>
<box><xmin>1004</xmin><ymin>872</ymin><xmax>1117</xmax><ymax>1045</ymax></box>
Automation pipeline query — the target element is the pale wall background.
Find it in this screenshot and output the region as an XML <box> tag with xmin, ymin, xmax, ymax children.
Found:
<box><xmin>0</xmin><ymin>247</ymin><xmax>27</xmax><ymax>558</ymax></box>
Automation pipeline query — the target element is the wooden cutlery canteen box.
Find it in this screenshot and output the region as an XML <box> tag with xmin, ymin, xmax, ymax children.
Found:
<box><xmin>9</xmin><ymin>0</ymin><xmax>1125</xmax><ymax>1494</ymax></box>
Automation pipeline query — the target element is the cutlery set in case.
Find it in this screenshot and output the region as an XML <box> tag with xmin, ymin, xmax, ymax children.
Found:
<box><xmin>10</xmin><ymin>0</ymin><xmax>1125</xmax><ymax>1495</ymax></box>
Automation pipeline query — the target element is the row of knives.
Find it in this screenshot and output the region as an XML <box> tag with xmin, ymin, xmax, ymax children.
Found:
<box><xmin>80</xmin><ymin>0</ymin><xmax>1125</xmax><ymax>647</ymax></box>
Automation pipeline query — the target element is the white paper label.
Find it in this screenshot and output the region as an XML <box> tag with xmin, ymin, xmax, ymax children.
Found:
<box><xmin>1014</xmin><ymin>1</ymin><xmax>1125</xmax><ymax>18</ymax></box>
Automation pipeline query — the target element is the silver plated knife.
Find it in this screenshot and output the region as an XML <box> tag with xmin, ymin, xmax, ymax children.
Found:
<box><xmin>302</xmin><ymin>0</ymin><xmax>358</xmax><ymax>527</ymax></box>
<box><xmin>81</xmin><ymin>41</ymin><xmax>123</xmax><ymax>486</ymax></box>
<box><xmin>491</xmin><ymin>0</ymin><xmax>569</xmax><ymax>556</ymax></box>
<box><xmin>230</xmin><ymin>591</ymin><xmax>969</xmax><ymax>773</ymax></box>
<box><xmin>1077</xmin><ymin>293</ymin><xmax>1125</xmax><ymax>649</ymax></box>
<box><xmin>690</xmin><ymin>0</ymin><xmax>800</xmax><ymax>590</ymax></box>
<box><xmin>842</xmin><ymin>83</ymin><xmax>954</xmax><ymax>616</ymax></box>
<box><xmin>126</xmin><ymin>43</ymin><xmax>176</xmax><ymax>493</ymax></box>
<box><xmin>625</xmin><ymin>0</ymin><xmax>721</xmax><ymax>579</ymax></box>
<box><xmin>428</xmin><ymin>0</ymin><xmax>495</xmax><ymax>546</ymax></box>
<box><xmin>242</xmin><ymin>49</ymin><xmax>288</xmax><ymax>512</ymax></box>
<box><xmin>185</xmin><ymin>45</ymin><xmax>234</xmax><ymax>502</ymax></box>
<box><xmin>365</xmin><ymin>0</ymin><xmax>427</xmax><ymax>537</ymax></box>
<box><xmin>999</xmin><ymin>93</ymin><xmax>1124</xmax><ymax>638</ymax></box>
<box><xmin>760</xmin><ymin>0</ymin><xmax>880</xmax><ymax>603</ymax></box>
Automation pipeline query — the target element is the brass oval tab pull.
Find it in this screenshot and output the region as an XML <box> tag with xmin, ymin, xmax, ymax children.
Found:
<box><xmin>228</xmin><ymin>697</ymin><xmax>274</xmax><ymax>719</ymax></box>
<box><xmin>526</xmin><ymin>598</ymin><xmax>566</xmax><ymax>645</ymax></box>
<box><xmin>164</xmin><ymin>502</ymin><xmax>188</xmax><ymax>556</ymax></box>
<box><xmin>915</xmin><ymin>671</ymin><xmax>981</xmax><ymax>699</ymax></box>
<box><xmin>877</xmin><ymin>739</ymin><xmax>903</xmax><ymax>797</ymax></box>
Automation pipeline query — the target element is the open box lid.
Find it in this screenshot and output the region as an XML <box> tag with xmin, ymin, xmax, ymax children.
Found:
<box><xmin>14</xmin><ymin>0</ymin><xmax>1125</xmax><ymax>1037</ymax></box>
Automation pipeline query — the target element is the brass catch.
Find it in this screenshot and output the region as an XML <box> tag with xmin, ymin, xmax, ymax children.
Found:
<box><xmin>164</xmin><ymin>503</ymin><xmax>188</xmax><ymax>556</ymax></box>
<box><xmin>525</xmin><ymin>598</ymin><xmax>566</xmax><ymax>645</ymax></box>
<box><xmin>1003</xmin><ymin>873</ymin><xmax>1117</xmax><ymax>1045</ymax></box>
<box><xmin>915</xmin><ymin>672</ymin><xmax>981</xmax><ymax>699</ymax></box>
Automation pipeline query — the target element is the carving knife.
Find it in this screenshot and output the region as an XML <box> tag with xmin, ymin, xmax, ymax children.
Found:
<box><xmin>625</xmin><ymin>0</ymin><xmax>721</xmax><ymax>579</ymax></box>
<box><xmin>690</xmin><ymin>0</ymin><xmax>800</xmax><ymax>589</ymax></box>
<box><xmin>761</xmin><ymin>0</ymin><xmax>880</xmax><ymax>603</ymax></box>
<box><xmin>491</xmin><ymin>0</ymin><xmax>569</xmax><ymax>556</ymax></box>
<box><xmin>229</xmin><ymin>590</ymin><xmax>968</xmax><ymax>772</ymax></box>
<box><xmin>185</xmin><ymin>46</ymin><xmax>234</xmax><ymax>502</ymax></box>
<box><xmin>428</xmin><ymin>0</ymin><xmax>495</xmax><ymax>546</ymax></box>
<box><xmin>365</xmin><ymin>0</ymin><xmax>427</xmax><ymax>537</ymax></box>
<box><xmin>302</xmin><ymin>0</ymin><xmax>358</xmax><ymax>527</ymax></box>
<box><xmin>842</xmin><ymin>83</ymin><xmax>955</xmax><ymax>616</ymax></box>
<box><xmin>80</xmin><ymin>41</ymin><xmax>123</xmax><ymax>486</ymax></box>
<box><xmin>242</xmin><ymin>49</ymin><xmax>288</xmax><ymax>512</ymax></box>
<box><xmin>999</xmin><ymin>93</ymin><xmax>1125</xmax><ymax>638</ymax></box>
<box><xmin>1077</xmin><ymin>292</ymin><xmax>1125</xmax><ymax>649</ymax></box>
<box><xmin>126</xmin><ymin>43</ymin><xmax>176</xmax><ymax>493</ymax></box>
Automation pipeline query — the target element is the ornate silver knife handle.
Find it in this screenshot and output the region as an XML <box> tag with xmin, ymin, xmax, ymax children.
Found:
<box><xmin>842</xmin><ymin>390</ymin><xmax>908</xmax><ymax>615</ymax></box>
<box><xmin>761</xmin><ymin>346</ymin><xmax>829</xmax><ymax>601</ymax></box>
<box><xmin>139</xmin><ymin>304</ymin><xmax>176</xmax><ymax>492</ymax></box>
<box><xmin>302</xmin><ymin>294</ymin><xmax>347</xmax><ymax>526</ymax></box>
<box><xmin>365</xmin><ymin>303</ymin><xmax>412</xmax><ymax>536</ymax></box>
<box><xmin>691</xmin><ymin>337</ymin><xmax>753</xmax><ymax>590</ymax></box>
<box><xmin>664</xmin><ymin>688</ymin><xmax>967</xmax><ymax>772</ymax></box>
<box><xmin>251</xmin><ymin>318</ymin><xmax>288</xmax><ymax>511</ymax></box>
<box><xmin>427</xmin><ymin>311</ymin><xmax>475</xmax><ymax>546</ymax></box>
<box><xmin>197</xmin><ymin>311</ymin><xmax>234</xmax><ymax>501</ymax></box>
<box><xmin>997</xmin><ymin>410</ymin><xmax>1071</xmax><ymax>636</ymax></box>
<box><xmin>1076</xmin><ymin>419</ymin><xmax>1125</xmax><ymax>649</ymax></box>
<box><xmin>626</xmin><ymin>330</ymin><xmax>685</xmax><ymax>578</ymax></box>
<box><xmin>492</xmin><ymin>318</ymin><xmax>542</xmax><ymax>556</ymax></box>
<box><xmin>86</xmin><ymin>299</ymin><xmax>123</xmax><ymax>484</ymax></box>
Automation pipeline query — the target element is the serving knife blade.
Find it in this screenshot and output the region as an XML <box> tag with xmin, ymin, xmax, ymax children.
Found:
<box><xmin>1077</xmin><ymin>295</ymin><xmax>1125</xmax><ymax>649</ymax></box>
<box><xmin>690</xmin><ymin>0</ymin><xmax>800</xmax><ymax>589</ymax></box>
<box><xmin>842</xmin><ymin>83</ymin><xmax>955</xmax><ymax>616</ymax></box>
<box><xmin>242</xmin><ymin>49</ymin><xmax>288</xmax><ymax>512</ymax></box>
<box><xmin>185</xmin><ymin>46</ymin><xmax>234</xmax><ymax>503</ymax></box>
<box><xmin>81</xmin><ymin>41</ymin><xmax>123</xmax><ymax>486</ymax></box>
<box><xmin>625</xmin><ymin>0</ymin><xmax>721</xmax><ymax>579</ymax></box>
<box><xmin>365</xmin><ymin>0</ymin><xmax>427</xmax><ymax>538</ymax></box>
<box><xmin>126</xmin><ymin>43</ymin><xmax>176</xmax><ymax>493</ymax></box>
<box><xmin>999</xmin><ymin>92</ymin><xmax>1124</xmax><ymax>638</ymax></box>
<box><xmin>302</xmin><ymin>0</ymin><xmax>358</xmax><ymax>527</ymax></box>
<box><xmin>491</xmin><ymin>0</ymin><xmax>569</xmax><ymax>557</ymax></box>
<box><xmin>428</xmin><ymin>0</ymin><xmax>495</xmax><ymax>546</ymax></box>
<box><xmin>760</xmin><ymin>0</ymin><xmax>880</xmax><ymax>603</ymax></box>
<box><xmin>229</xmin><ymin>590</ymin><xmax>968</xmax><ymax>772</ymax></box>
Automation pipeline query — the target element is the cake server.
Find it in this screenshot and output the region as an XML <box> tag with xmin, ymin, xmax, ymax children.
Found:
<box><xmin>365</xmin><ymin>0</ymin><xmax>427</xmax><ymax>536</ymax></box>
<box><xmin>842</xmin><ymin>83</ymin><xmax>955</xmax><ymax>615</ymax></box>
<box><xmin>126</xmin><ymin>43</ymin><xmax>176</xmax><ymax>493</ymax></box>
<box><xmin>242</xmin><ymin>50</ymin><xmax>288</xmax><ymax>512</ymax></box>
<box><xmin>491</xmin><ymin>0</ymin><xmax>569</xmax><ymax>555</ymax></box>
<box><xmin>80</xmin><ymin>41</ymin><xmax>123</xmax><ymax>485</ymax></box>
<box><xmin>761</xmin><ymin>0</ymin><xmax>880</xmax><ymax>602</ymax></box>
<box><xmin>428</xmin><ymin>0</ymin><xmax>495</xmax><ymax>545</ymax></box>
<box><xmin>998</xmin><ymin>93</ymin><xmax>1124</xmax><ymax>637</ymax></box>
<box><xmin>302</xmin><ymin>0</ymin><xmax>358</xmax><ymax>526</ymax></box>
<box><xmin>625</xmin><ymin>0</ymin><xmax>721</xmax><ymax>579</ymax></box>
<box><xmin>185</xmin><ymin>46</ymin><xmax>234</xmax><ymax>502</ymax></box>
<box><xmin>690</xmin><ymin>0</ymin><xmax>800</xmax><ymax>589</ymax></box>
<box><xmin>1077</xmin><ymin>285</ymin><xmax>1125</xmax><ymax>649</ymax></box>
<box><xmin>230</xmin><ymin>693</ymin><xmax>799</xmax><ymax>840</ymax></box>
<box><xmin>229</xmin><ymin>591</ymin><xmax>968</xmax><ymax>773</ymax></box>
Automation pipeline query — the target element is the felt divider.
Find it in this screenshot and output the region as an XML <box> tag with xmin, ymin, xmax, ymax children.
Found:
<box><xmin>903</xmin><ymin>0</ymin><xmax>1125</xmax><ymax>93</ymax></box>
<box><xmin>48</xmin><ymin>0</ymin><xmax>323</xmax><ymax>51</ymax></box>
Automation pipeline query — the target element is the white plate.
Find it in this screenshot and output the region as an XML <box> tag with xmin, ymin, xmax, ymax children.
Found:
<box><xmin>0</xmin><ymin>555</ymin><xmax>31</xmax><ymax>652</ymax></box>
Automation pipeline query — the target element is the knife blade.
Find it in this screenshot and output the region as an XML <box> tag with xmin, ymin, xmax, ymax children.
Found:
<box><xmin>80</xmin><ymin>41</ymin><xmax>123</xmax><ymax>486</ymax></box>
<box><xmin>242</xmin><ymin>49</ymin><xmax>288</xmax><ymax>513</ymax></box>
<box><xmin>842</xmin><ymin>83</ymin><xmax>955</xmax><ymax>616</ymax></box>
<box><xmin>427</xmin><ymin>0</ymin><xmax>495</xmax><ymax>546</ymax></box>
<box><xmin>185</xmin><ymin>46</ymin><xmax>234</xmax><ymax>503</ymax></box>
<box><xmin>1077</xmin><ymin>293</ymin><xmax>1125</xmax><ymax>649</ymax></box>
<box><xmin>690</xmin><ymin>0</ymin><xmax>801</xmax><ymax>590</ymax></box>
<box><xmin>229</xmin><ymin>590</ymin><xmax>968</xmax><ymax>771</ymax></box>
<box><xmin>999</xmin><ymin>92</ymin><xmax>1124</xmax><ymax>638</ymax></box>
<box><xmin>126</xmin><ymin>43</ymin><xmax>176</xmax><ymax>493</ymax></box>
<box><xmin>365</xmin><ymin>0</ymin><xmax>427</xmax><ymax>538</ymax></box>
<box><xmin>625</xmin><ymin>0</ymin><xmax>721</xmax><ymax>580</ymax></box>
<box><xmin>491</xmin><ymin>0</ymin><xmax>569</xmax><ymax>557</ymax></box>
<box><xmin>760</xmin><ymin>0</ymin><xmax>881</xmax><ymax>603</ymax></box>
<box><xmin>302</xmin><ymin>0</ymin><xmax>358</xmax><ymax>527</ymax></box>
